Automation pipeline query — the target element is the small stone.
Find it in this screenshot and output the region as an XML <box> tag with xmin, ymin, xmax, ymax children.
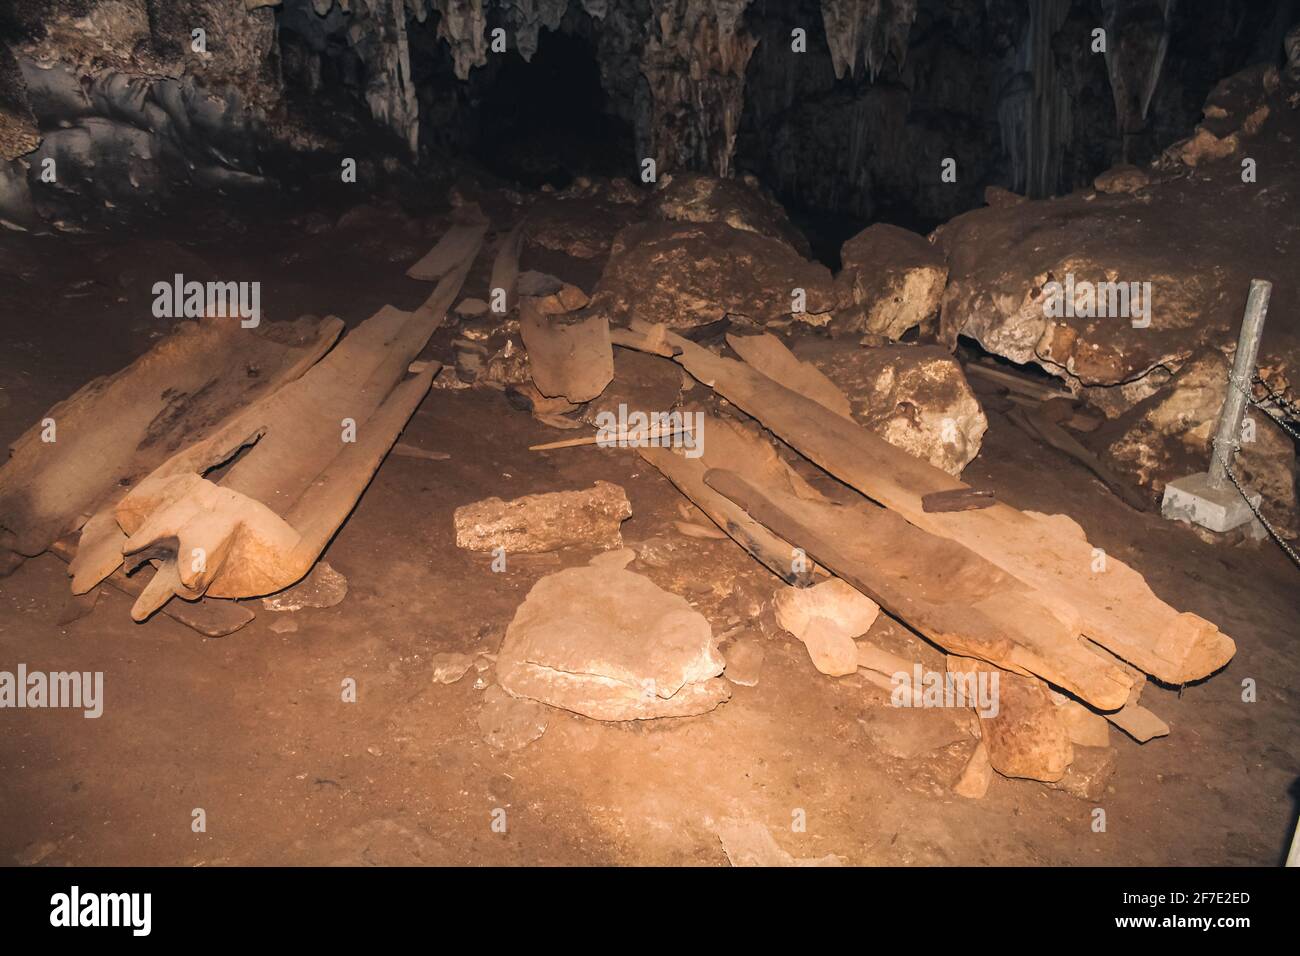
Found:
<box><xmin>496</xmin><ymin>550</ymin><xmax>730</xmax><ymax>720</ymax></box>
<box><xmin>261</xmin><ymin>562</ymin><xmax>348</xmax><ymax>612</ymax></box>
<box><xmin>1047</xmin><ymin>745</ymin><xmax>1116</xmax><ymax>801</ymax></box>
<box><xmin>775</xmin><ymin>578</ymin><xmax>879</xmax><ymax>677</ymax></box>
<box><xmin>269</xmin><ymin>618</ymin><xmax>298</xmax><ymax>634</ymax></box>
<box><xmin>455</xmin><ymin>298</ymin><xmax>489</xmax><ymax>317</ymax></box>
<box><xmin>953</xmin><ymin>741</ymin><xmax>993</xmax><ymax>798</ymax></box>
<box><xmin>477</xmin><ymin>685</ymin><xmax>549</xmax><ymax>751</ymax></box>
<box><xmin>432</xmin><ymin>651</ymin><xmax>475</xmax><ymax>684</ymax></box>
<box><xmin>1093</xmin><ymin>163</ymin><xmax>1151</xmax><ymax>194</ymax></box>
<box><xmin>723</xmin><ymin>638</ymin><xmax>765</xmax><ymax>687</ymax></box>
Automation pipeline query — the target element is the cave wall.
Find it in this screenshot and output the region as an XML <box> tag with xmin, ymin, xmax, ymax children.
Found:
<box><xmin>736</xmin><ymin>0</ymin><xmax>1296</xmax><ymax>228</ymax></box>
<box><xmin>1</xmin><ymin>0</ymin><xmax>1295</xmax><ymax>228</ymax></box>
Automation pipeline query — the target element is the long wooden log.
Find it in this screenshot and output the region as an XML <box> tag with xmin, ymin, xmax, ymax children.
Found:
<box><xmin>705</xmin><ymin>468</ymin><xmax>1135</xmax><ymax>710</ymax></box>
<box><xmin>617</xmin><ymin>320</ymin><xmax>1234</xmax><ymax>686</ymax></box>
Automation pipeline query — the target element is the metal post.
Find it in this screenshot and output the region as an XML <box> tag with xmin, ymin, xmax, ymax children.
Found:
<box><xmin>1207</xmin><ymin>279</ymin><xmax>1272</xmax><ymax>491</ymax></box>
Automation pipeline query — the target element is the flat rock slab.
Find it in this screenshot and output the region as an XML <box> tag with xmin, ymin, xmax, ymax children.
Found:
<box><xmin>453</xmin><ymin>481</ymin><xmax>631</xmax><ymax>554</ymax></box>
<box><xmin>497</xmin><ymin>550</ymin><xmax>731</xmax><ymax>721</ymax></box>
<box><xmin>261</xmin><ymin>562</ymin><xmax>349</xmax><ymax>612</ymax></box>
<box><xmin>477</xmin><ymin>684</ymin><xmax>549</xmax><ymax>751</ymax></box>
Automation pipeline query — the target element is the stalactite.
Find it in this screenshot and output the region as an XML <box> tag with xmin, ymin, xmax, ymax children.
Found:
<box><xmin>1103</xmin><ymin>0</ymin><xmax>1176</xmax><ymax>159</ymax></box>
<box><xmin>998</xmin><ymin>0</ymin><xmax>1071</xmax><ymax>198</ymax></box>
<box><xmin>818</xmin><ymin>0</ymin><xmax>918</xmax><ymax>81</ymax></box>
<box><xmin>433</xmin><ymin>0</ymin><xmax>490</xmax><ymax>80</ymax></box>
<box><xmin>345</xmin><ymin>0</ymin><xmax>423</xmax><ymax>155</ymax></box>
<box><xmin>501</xmin><ymin>0</ymin><xmax>570</xmax><ymax>62</ymax></box>
<box><xmin>640</xmin><ymin>0</ymin><xmax>758</xmax><ymax>178</ymax></box>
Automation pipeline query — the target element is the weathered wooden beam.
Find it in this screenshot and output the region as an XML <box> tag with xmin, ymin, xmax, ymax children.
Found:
<box><xmin>704</xmin><ymin>467</ymin><xmax>1134</xmax><ymax>710</ymax></box>
<box><xmin>616</xmin><ymin>320</ymin><xmax>1234</xmax><ymax>686</ymax></box>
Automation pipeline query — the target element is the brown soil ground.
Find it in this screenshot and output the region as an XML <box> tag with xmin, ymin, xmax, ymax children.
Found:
<box><xmin>0</xmin><ymin>195</ymin><xmax>1297</xmax><ymax>867</ymax></box>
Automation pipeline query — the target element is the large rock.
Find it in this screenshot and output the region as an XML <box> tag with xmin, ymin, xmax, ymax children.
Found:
<box><xmin>588</xmin><ymin>220</ymin><xmax>836</xmax><ymax>330</ymax></box>
<box><xmin>525</xmin><ymin>188</ymin><xmax>644</xmax><ymax>262</ymax></box>
<box><xmin>948</xmin><ymin>656</ymin><xmax>1073</xmax><ymax>783</ymax></box>
<box><xmin>453</xmin><ymin>481</ymin><xmax>631</xmax><ymax>554</ymax></box>
<box><xmin>496</xmin><ymin>550</ymin><xmax>731</xmax><ymax>721</ymax></box>
<box><xmin>649</xmin><ymin>172</ymin><xmax>810</xmax><ymax>257</ymax></box>
<box><xmin>834</xmin><ymin>223</ymin><xmax>948</xmax><ymax>340</ymax></box>
<box><xmin>935</xmin><ymin>62</ymin><xmax>1300</xmax><ymax>412</ymax></box>
<box><xmin>792</xmin><ymin>341</ymin><xmax>988</xmax><ymax>476</ymax></box>
<box><xmin>1090</xmin><ymin>349</ymin><xmax>1298</xmax><ymax>534</ymax></box>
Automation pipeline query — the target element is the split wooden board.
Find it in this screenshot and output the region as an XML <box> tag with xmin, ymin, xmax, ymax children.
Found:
<box><xmin>72</xmin><ymin>234</ymin><xmax>482</xmax><ymax>621</ymax></box>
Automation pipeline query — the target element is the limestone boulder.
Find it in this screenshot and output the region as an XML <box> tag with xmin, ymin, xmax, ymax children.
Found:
<box><xmin>649</xmin><ymin>171</ymin><xmax>810</xmax><ymax>257</ymax></box>
<box><xmin>948</xmin><ymin>656</ymin><xmax>1073</xmax><ymax>783</ymax></box>
<box><xmin>496</xmin><ymin>550</ymin><xmax>730</xmax><ymax>721</ymax></box>
<box><xmin>935</xmin><ymin>62</ymin><xmax>1300</xmax><ymax>413</ymax></box>
<box><xmin>453</xmin><ymin>481</ymin><xmax>631</xmax><ymax>554</ymax></box>
<box><xmin>588</xmin><ymin>220</ymin><xmax>836</xmax><ymax>330</ymax></box>
<box><xmin>834</xmin><ymin>223</ymin><xmax>948</xmax><ymax>340</ymax></box>
<box><xmin>792</xmin><ymin>340</ymin><xmax>988</xmax><ymax>476</ymax></box>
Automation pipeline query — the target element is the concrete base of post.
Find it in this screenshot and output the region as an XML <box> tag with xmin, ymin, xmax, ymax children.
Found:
<box><xmin>1161</xmin><ymin>472</ymin><xmax>1260</xmax><ymax>532</ymax></box>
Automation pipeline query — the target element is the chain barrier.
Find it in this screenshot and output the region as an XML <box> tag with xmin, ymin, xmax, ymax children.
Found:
<box><xmin>1216</xmin><ymin>367</ymin><xmax>1300</xmax><ymax>568</ymax></box>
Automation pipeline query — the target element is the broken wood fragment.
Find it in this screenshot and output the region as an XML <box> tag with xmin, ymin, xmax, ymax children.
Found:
<box><xmin>1007</xmin><ymin>404</ymin><xmax>1151</xmax><ymax>511</ymax></box>
<box><xmin>519</xmin><ymin>300</ymin><xmax>614</xmax><ymax>403</ymax></box>
<box><xmin>391</xmin><ymin>442</ymin><xmax>451</xmax><ymax>461</ymax></box>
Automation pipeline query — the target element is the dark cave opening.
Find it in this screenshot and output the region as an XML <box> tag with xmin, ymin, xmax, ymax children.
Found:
<box><xmin>471</xmin><ymin>30</ymin><xmax>634</xmax><ymax>191</ymax></box>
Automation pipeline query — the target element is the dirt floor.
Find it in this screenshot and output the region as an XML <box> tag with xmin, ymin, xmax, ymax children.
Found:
<box><xmin>1</xmin><ymin>197</ymin><xmax>1297</xmax><ymax>867</ymax></box>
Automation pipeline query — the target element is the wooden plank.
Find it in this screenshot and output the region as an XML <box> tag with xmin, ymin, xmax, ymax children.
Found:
<box><xmin>1006</xmin><ymin>404</ymin><xmax>1151</xmax><ymax>511</ymax></box>
<box><xmin>704</xmin><ymin>467</ymin><xmax>1135</xmax><ymax>710</ymax></box>
<box><xmin>725</xmin><ymin>333</ymin><xmax>852</xmax><ymax>419</ymax></box>
<box><xmin>616</xmin><ymin>320</ymin><xmax>1234</xmax><ymax>685</ymax></box>
<box><xmin>488</xmin><ymin>221</ymin><xmax>524</xmax><ymax>313</ymax></box>
<box><xmin>519</xmin><ymin>300</ymin><xmax>613</xmax><ymax>403</ymax></box>
<box><xmin>637</xmin><ymin>415</ymin><xmax>817</xmax><ymax>587</ymax></box>
<box><xmin>406</xmin><ymin>204</ymin><xmax>488</xmax><ymax>281</ymax></box>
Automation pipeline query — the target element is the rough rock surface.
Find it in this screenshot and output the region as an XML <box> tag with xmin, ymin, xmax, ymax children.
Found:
<box><xmin>834</xmin><ymin>223</ymin><xmax>948</xmax><ymax>340</ymax></box>
<box><xmin>649</xmin><ymin>171</ymin><xmax>810</xmax><ymax>256</ymax></box>
<box><xmin>936</xmin><ymin>62</ymin><xmax>1300</xmax><ymax>412</ymax></box>
<box><xmin>431</xmin><ymin>651</ymin><xmax>475</xmax><ymax>684</ymax></box>
<box><xmin>792</xmin><ymin>340</ymin><xmax>988</xmax><ymax>476</ymax></box>
<box><xmin>477</xmin><ymin>684</ymin><xmax>549</xmax><ymax>751</ymax></box>
<box><xmin>590</xmin><ymin>220</ymin><xmax>836</xmax><ymax>330</ymax></box>
<box><xmin>774</xmin><ymin>577</ymin><xmax>879</xmax><ymax>677</ymax></box>
<box><xmin>948</xmin><ymin>656</ymin><xmax>1072</xmax><ymax>783</ymax></box>
<box><xmin>525</xmin><ymin>190</ymin><xmax>644</xmax><ymax>262</ymax></box>
<box><xmin>1089</xmin><ymin>350</ymin><xmax>1298</xmax><ymax>534</ymax></box>
<box><xmin>261</xmin><ymin>562</ymin><xmax>349</xmax><ymax>612</ymax></box>
<box><xmin>453</xmin><ymin>481</ymin><xmax>631</xmax><ymax>553</ymax></box>
<box><xmin>496</xmin><ymin>549</ymin><xmax>730</xmax><ymax>720</ymax></box>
